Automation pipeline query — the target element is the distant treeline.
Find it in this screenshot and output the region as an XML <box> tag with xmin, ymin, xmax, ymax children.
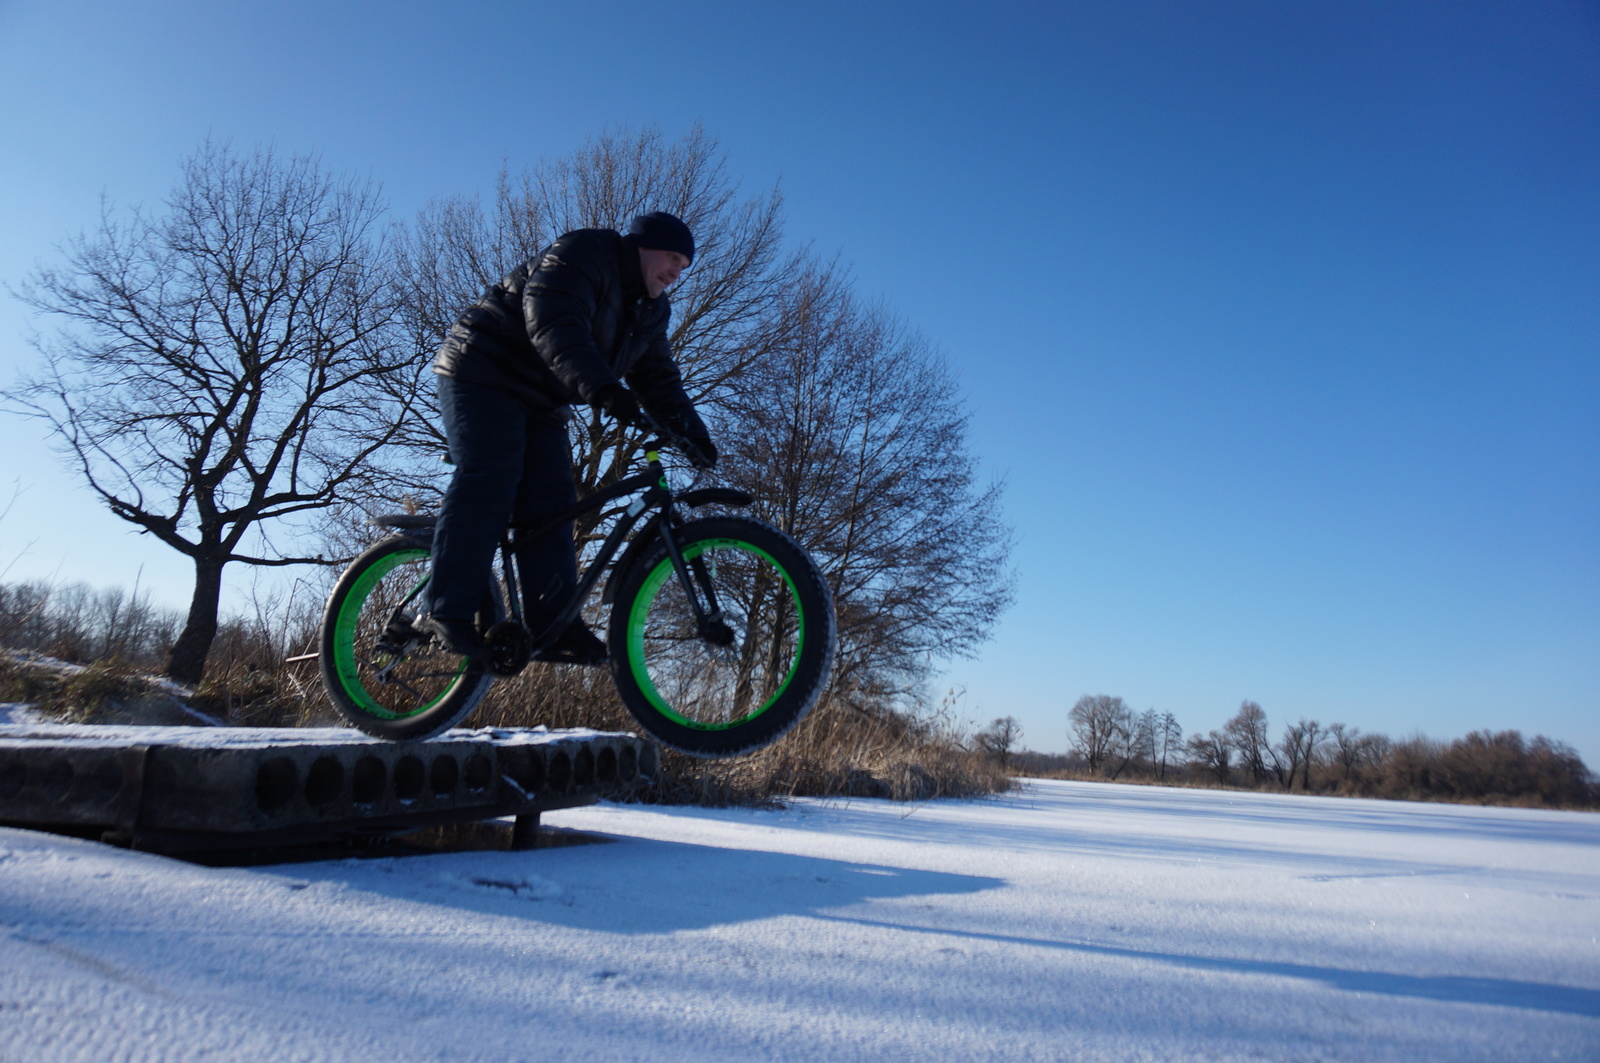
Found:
<box><xmin>1</xmin><ymin>580</ymin><xmax>182</xmax><ymax>665</ymax></box>
<box><xmin>1007</xmin><ymin>695</ymin><xmax>1596</xmax><ymax>810</ymax></box>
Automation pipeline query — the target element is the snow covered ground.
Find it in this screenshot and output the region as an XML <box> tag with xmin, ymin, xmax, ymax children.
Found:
<box><xmin>3</xmin><ymin>778</ymin><xmax>1596</xmax><ymax>1062</ymax></box>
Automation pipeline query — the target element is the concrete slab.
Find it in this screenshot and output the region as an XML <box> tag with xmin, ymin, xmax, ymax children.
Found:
<box><xmin>0</xmin><ymin>724</ymin><xmax>656</xmax><ymax>853</ymax></box>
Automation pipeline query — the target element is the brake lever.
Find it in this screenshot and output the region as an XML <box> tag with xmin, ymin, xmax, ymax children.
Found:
<box><xmin>635</xmin><ymin>411</ymin><xmax>707</xmax><ymax>475</ymax></box>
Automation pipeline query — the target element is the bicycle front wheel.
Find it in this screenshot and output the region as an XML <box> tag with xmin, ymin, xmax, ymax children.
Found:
<box><xmin>319</xmin><ymin>536</ymin><xmax>493</xmax><ymax>741</ymax></box>
<box><xmin>608</xmin><ymin>516</ymin><xmax>836</xmax><ymax>757</ymax></box>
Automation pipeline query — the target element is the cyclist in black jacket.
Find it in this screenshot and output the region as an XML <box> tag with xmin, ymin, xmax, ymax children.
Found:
<box><xmin>424</xmin><ymin>211</ymin><xmax>716</xmax><ymax>664</ymax></box>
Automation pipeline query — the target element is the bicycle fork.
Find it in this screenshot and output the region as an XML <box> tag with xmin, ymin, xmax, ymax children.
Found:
<box><xmin>657</xmin><ymin>522</ymin><xmax>736</xmax><ymax>647</ymax></box>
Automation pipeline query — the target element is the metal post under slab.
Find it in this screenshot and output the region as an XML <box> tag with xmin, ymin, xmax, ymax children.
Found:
<box><xmin>511</xmin><ymin>812</ymin><xmax>541</xmax><ymax>850</ymax></box>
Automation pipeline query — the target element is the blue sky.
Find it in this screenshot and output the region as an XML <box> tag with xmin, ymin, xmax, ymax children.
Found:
<box><xmin>1</xmin><ymin>1</ymin><xmax>1595</xmax><ymax>761</ymax></box>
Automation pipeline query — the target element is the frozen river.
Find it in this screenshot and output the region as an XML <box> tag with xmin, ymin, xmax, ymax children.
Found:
<box><xmin>3</xmin><ymin>778</ymin><xmax>1596</xmax><ymax>1061</ymax></box>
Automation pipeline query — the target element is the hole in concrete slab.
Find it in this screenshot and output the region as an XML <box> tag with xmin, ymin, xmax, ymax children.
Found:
<box><xmin>256</xmin><ymin>757</ymin><xmax>298</xmax><ymax>812</ymax></box>
<box><xmin>463</xmin><ymin>754</ymin><xmax>492</xmax><ymax>793</ymax></box>
<box><xmin>305</xmin><ymin>756</ymin><xmax>343</xmax><ymax>808</ymax></box>
<box><xmin>351</xmin><ymin>756</ymin><xmax>386</xmax><ymax>805</ymax></box>
<box><xmin>394</xmin><ymin>756</ymin><xmax>425</xmax><ymax>802</ymax></box>
<box><xmin>640</xmin><ymin>744</ymin><xmax>659</xmax><ymax>778</ymax></box>
<box><xmin>574</xmin><ymin>747</ymin><xmax>595</xmax><ymax>787</ymax></box>
<box><xmin>503</xmin><ymin>749</ymin><xmax>543</xmax><ymax>794</ymax></box>
<box><xmin>618</xmin><ymin>745</ymin><xmax>637</xmax><ymax>782</ymax></box>
<box><xmin>430</xmin><ymin>754</ymin><xmax>458</xmax><ymax>796</ymax></box>
<box><xmin>0</xmin><ymin>759</ymin><xmax>24</xmax><ymax>800</ymax></box>
<box><xmin>547</xmin><ymin>751</ymin><xmax>571</xmax><ymax>793</ymax></box>
<box><xmin>596</xmin><ymin>746</ymin><xmax>617</xmax><ymax>783</ymax></box>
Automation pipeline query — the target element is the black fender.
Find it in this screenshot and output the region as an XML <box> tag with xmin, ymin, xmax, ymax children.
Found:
<box><xmin>678</xmin><ymin>487</ymin><xmax>755</xmax><ymax>509</ymax></box>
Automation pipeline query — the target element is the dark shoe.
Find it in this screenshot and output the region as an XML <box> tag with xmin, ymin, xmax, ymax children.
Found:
<box><xmin>376</xmin><ymin>613</ymin><xmax>423</xmax><ymax>656</ymax></box>
<box><xmin>532</xmin><ymin>619</ymin><xmax>609</xmax><ymax>666</ymax></box>
<box><xmin>419</xmin><ymin>616</ymin><xmax>490</xmax><ymax>661</ymax></box>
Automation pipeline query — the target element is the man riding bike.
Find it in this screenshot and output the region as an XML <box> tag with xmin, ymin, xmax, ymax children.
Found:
<box><xmin>423</xmin><ymin>211</ymin><xmax>716</xmax><ymax>665</ymax></box>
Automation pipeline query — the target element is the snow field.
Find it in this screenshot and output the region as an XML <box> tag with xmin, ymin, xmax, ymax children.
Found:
<box><xmin>2</xmin><ymin>778</ymin><xmax>1596</xmax><ymax>1061</ymax></box>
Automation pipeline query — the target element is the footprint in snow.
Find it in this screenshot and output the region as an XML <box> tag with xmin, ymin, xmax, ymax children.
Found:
<box><xmin>436</xmin><ymin>871</ymin><xmax>562</xmax><ymax>901</ymax></box>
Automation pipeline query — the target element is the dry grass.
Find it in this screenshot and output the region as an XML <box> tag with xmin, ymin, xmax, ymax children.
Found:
<box><xmin>0</xmin><ymin>649</ymin><xmax>338</xmax><ymax>730</ymax></box>
<box><xmin>188</xmin><ymin>658</ymin><xmax>338</xmax><ymax>729</ymax></box>
<box><xmin>0</xmin><ymin>652</ymin><xmax>202</xmax><ymax>726</ymax></box>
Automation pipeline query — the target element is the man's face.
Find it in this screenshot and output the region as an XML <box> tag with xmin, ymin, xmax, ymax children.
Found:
<box><xmin>638</xmin><ymin>247</ymin><xmax>690</xmax><ymax>299</ymax></box>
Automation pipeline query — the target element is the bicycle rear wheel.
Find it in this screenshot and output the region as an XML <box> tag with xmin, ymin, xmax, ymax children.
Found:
<box><xmin>319</xmin><ymin>536</ymin><xmax>493</xmax><ymax>740</ymax></box>
<box><xmin>607</xmin><ymin>516</ymin><xmax>835</xmax><ymax>757</ymax></box>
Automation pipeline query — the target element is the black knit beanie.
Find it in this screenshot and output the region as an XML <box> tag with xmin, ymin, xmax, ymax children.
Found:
<box><xmin>628</xmin><ymin>211</ymin><xmax>695</xmax><ymax>265</ymax></box>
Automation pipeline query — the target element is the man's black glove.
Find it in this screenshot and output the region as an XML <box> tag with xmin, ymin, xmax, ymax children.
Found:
<box><xmin>680</xmin><ymin>424</ymin><xmax>718</xmax><ymax>469</ymax></box>
<box><xmin>593</xmin><ymin>383</ymin><xmax>641</xmax><ymax>427</ymax></box>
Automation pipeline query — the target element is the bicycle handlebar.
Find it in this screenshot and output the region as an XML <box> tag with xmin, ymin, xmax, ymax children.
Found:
<box><xmin>632</xmin><ymin>407</ymin><xmax>715</xmax><ymax>470</ymax></box>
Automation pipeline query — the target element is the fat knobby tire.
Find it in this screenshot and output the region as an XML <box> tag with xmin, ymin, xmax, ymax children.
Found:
<box><xmin>606</xmin><ymin>516</ymin><xmax>836</xmax><ymax>757</ymax></box>
<box><xmin>319</xmin><ymin>536</ymin><xmax>493</xmax><ymax>740</ymax></box>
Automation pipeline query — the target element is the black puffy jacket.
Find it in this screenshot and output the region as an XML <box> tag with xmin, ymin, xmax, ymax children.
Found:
<box><xmin>432</xmin><ymin>228</ymin><xmax>700</xmax><ymax>429</ymax></box>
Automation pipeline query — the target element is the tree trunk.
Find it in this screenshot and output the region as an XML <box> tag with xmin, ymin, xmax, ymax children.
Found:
<box><xmin>165</xmin><ymin>557</ymin><xmax>225</xmax><ymax>686</ymax></box>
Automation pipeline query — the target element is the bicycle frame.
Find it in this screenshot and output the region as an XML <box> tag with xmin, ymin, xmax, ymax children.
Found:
<box><xmin>488</xmin><ymin>446</ymin><xmax>753</xmax><ymax>653</ymax></box>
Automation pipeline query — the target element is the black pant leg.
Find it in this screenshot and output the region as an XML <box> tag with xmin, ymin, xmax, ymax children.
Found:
<box><xmin>428</xmin><ymin>375</ymin><xmax>527</xmax><ymax>622</ymax></box>
<box><xmin>509</xmin><ymin>414</ymin><xmax>580</xmax><ymax>642</ymax></box>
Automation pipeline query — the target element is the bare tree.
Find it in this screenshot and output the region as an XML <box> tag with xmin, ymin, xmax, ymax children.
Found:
<box><xmin>1277</xmin><ymin>718</ymin><xmax>1327</xmax><ymax>791</ymax></box>
<box><xmin>1328</xmin><ymin>722</ymin><xmax>1374</xmax><ymax>785</ymax></box>
<box><xmin>1359</xmin><ymin>731</ymin><xmax>1392</xmax><ymax>772</ymax></box>
<box><xmin>7</xmin><ymin>142</ymin><xmax>409</xmax><ymax>683</ymax></box>
<box><xmin>1069</xmin><ymin>694</ymin><xmax>1132</xmax><ymax>774</ymax></box>
<box><xmin>0</xmin><ymin>579</ymin><xmax>181</xmax><ymax>665</ymax></box>
<box><xmin>974</xmin><ymin>716</ymin><xmax>1022</xmax><ymax>769</ymax></box>
<box><xmin>1154</xmin><ymin>711</ymin><xmax>1183</xmax><ymax>780</ymax></box>
<box><xmin>1225</xmin><ymin>700</ymin><xmax>1273</xmax><ymax>786</ymax></box>
<box><xmin>385</xmin><ymin>126</ymin><xmax>1012</xmax><ymax>716</ymax></box>
<box><xmin>1186</xmin><ymin>729</ymin><xmax>1233</xmax><ymax>783</ymax></box>
<box><xmin>720</xmin><ymin>261</ymin><xmax>1013</xmax><ymax>707</ymax></box>
<box><xmin>1110</xmin><ymin>709</ymin><xmax>1158</xmax><ymax>780</ymax></box>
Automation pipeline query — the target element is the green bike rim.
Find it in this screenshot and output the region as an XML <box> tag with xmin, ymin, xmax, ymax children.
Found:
<box><xmin>332</xmin><ymin>548</ymin><xmax>466</xmax><ymax>720</ymax></box>
<box><xmin>626</xmin><ymin>538</ymin><xmax>804</xmax><ymax>730</ymax></box>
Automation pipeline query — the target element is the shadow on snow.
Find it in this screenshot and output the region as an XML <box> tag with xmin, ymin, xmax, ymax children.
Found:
<box><xmin>287</xmin><ymin>832</ymin><xmax>1004</xmax><ymax>937</ymax></box>
<box><xmin>820</xmin><ymin>914</ymin><xmax>1600</xmax><ymax>1019</ymax></box>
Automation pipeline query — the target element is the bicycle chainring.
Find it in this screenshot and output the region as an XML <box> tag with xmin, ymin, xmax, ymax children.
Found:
<box><xmin>484</xmin><ymin>621</ymin><xmax>533</xmax><ymax>677</ymax></box>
